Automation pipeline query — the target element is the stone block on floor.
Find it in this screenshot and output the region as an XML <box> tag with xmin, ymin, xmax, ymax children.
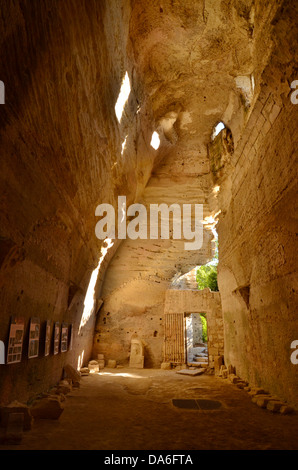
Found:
<box><xmin>3</xmin><ymin>412</ymin><xmax>24</xmax><ymax>444</ymax></box>
<box><xmin>236</xmin><ymin>381</ymin><xmax>247</xmax><ymax>389</ymax></box>
<box><xmin>129</xmin><ymin>337</ymin><xmax>145</xmax><ymax>369</ymax></box>
<box><xmin>254</xmin><ymin>395</ymin><xmax>272</xmax><ymax>407</ymax></box>
<box><xmin>0</xmin><ymin>401</ymin><xmax>33</xmax><ymax>431</ymax></box>
<box><xmin>107</xmin><ymin>359</ymin><xmax>117</xmax><ymax>368</ymax></box>
<box><xmin>219</xmin><ymin>365</ymin><xmax>227</xmax><ymax>376</ymax></box>
<box><xmin>228</xmin><ymin>374</ymin><xmax>241</xmax><ymax>384</ymax></box>
<box><xmin>266</xmin><ymin>400</ymin><xmax>284</xmax><ymax>413</ymax></box>
<box><xmin>88</xmin><ymin>360</ymin><xmax>99</xmax><ymax>372</ymax></box>
<box><xmin>248</xmin><ymin>388</ymin><xmax>269</xmax><ymax>397</ymax></box>
<box><xmin>129</xmin><ymin>356</ymin><xmax>144</xmax><ymax>369</ymax></box>
<box><xmin>56</xmin><ymin>380</ymin><xmax>72</xmax><ymax>395</ymax></box>
<box><xmin>161</xmin><ymin>362</ymin><xmax>172</xmax><ymax>370</ymax></box>
<box><xmin>30</xmin><ymin>397</ymin><xmax>64</xmax><ymax>420</ymax></box>
<box><xmin>279</xmin><ymin>405</ymin><xmax>294</xmax><ymax>415</ymax></box>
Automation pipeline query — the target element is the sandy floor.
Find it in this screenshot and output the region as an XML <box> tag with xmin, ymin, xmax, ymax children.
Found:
<box><xmin>1</xmin><ymin>368</ymin><xmax>297</xmax><ymax>450</ymax></box>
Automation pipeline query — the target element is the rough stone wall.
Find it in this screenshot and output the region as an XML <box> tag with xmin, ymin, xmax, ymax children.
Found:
<box><xmin>93</xmin><ymin>147</ymin><xmax>215</xmax><ymax>367</ymax></box>
<box><xmin>0</xmin><ymin>0</ymin><xmax>155</xmax><ymax>404</ymax></box>
<box><xmin>93</xmin><ymin>0</ymin><xmax>274</xmax><ymax>369</ymax></box>
<box><xmin>164</xmin><ymin>289</ymin><xmax>224</xmax><ymax>367</ymax></box>
<box><xmin>94</xmin><ymin>279</ymin><xmax>166</xmax><ymax>368</ymax></box>
<box><xmin>216</xmin><ymin>1</ymin><xmax>298</xmax><ymax>406</ymax></box>
<box><xmin>1</xmin><ymin>0</ymin><xmax>296</xmax><ymax>410</ymax></box>
<box><xmin>94</xmin><ymin>287</ymin><xmax>223</xmax><ymax>369</ymax></box>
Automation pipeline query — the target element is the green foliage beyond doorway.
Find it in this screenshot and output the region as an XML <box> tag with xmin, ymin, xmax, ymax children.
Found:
<box><xmin>196</xmin><ymin>265</ymin><xmax>218</xmax><ymax>292</ymax></box>
<box><xmin>200</xmin><ymin>314</ymin><xmax>208</xmax><ymax>342</ymax></box>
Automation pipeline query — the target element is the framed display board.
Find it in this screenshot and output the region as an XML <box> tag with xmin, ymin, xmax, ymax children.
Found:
<box><xmin>53</xmin><ymin>322</ymin><xmax>60</xmax><ymax>355</ymax></box>
<box><xmin>61</xmin><ymin>323</ymin><xmax>68</xmax><ymax>352</ymax></box>
<box><xmin>28</xmin><ymin>317</ymin><xmax>40</xmax><ymax>358</ymax></box>
<box><xmin>7</xmin><ymin>317</ymin><xmax>25</xmax><ymax>364</ymax></box>
<box><xmin>44</xmin><ymin>320</ymin><xmax>51</xmax><ymax>356</ymax></box>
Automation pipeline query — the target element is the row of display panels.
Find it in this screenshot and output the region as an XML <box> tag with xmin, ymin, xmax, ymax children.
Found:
<box><xmin>6</xmin><ymin>316</ymin><xmax>73</xmax><ymax>364</ymax></box>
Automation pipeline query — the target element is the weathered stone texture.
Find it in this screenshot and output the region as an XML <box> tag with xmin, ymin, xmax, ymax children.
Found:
<box><xmin>0</xmin><ymin>0</ymin><xmax>297</xmax><ymax>412</ymax></box>
<box><xmin>216</xmin><ymin>2</ymin><xmax>298</xmax><ymax>407</ymax></box>
<box><xmin>93</xmin><ymin>0</ymin><xmax>270</xmax><ymax>369</ymax></box>
<box><xmin>0</xmin><ymin>0</ymin><xmax>155</xmax><ymax>404</ymax></box>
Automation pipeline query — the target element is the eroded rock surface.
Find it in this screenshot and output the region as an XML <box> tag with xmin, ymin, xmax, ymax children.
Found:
<box><xmin>0</xmin><ymin>0</ymin><xmax>297</xmax><ymax>410</ymax></box>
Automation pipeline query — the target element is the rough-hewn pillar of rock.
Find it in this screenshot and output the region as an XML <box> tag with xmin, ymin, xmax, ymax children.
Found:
<box><xmin>0</xmin><ymin>0</ymin><xmax>155</xmax><ymax>404</ymax></box>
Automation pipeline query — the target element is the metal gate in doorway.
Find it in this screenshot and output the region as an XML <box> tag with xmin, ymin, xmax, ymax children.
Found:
<box><xmin>164</xmin><ymin>313</ymin><xmax>185</xmax><ymax>364</ymax></box>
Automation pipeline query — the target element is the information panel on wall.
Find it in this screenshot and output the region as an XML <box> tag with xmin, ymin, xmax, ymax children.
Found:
<box><xmin>61</xmin><ymin>323</ymin><xmax>68</xmax><ymax>352</ymax></box>
<box><xmin>45</xmin><ymin>320</ymin><xmax>51</xmax><ymax>356</ymax></box>
<box><xmin>28</xmin><ymin>317</ymin><xmax>40</xmax><ymax>359</ymax></box>
<box><xmin>7</xmin><ymin>317</ymin><xmax>25</xmax><ymax>364</ymax></box>
<box><xmin>53</xmin><ymin>322</ymin><xmax>60</xmax><ymax>355</ymax></box>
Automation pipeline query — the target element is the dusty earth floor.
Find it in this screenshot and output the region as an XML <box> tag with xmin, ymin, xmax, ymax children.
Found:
<box><xmin>1</xmin><ymin>368</ymin><xmax>297</xmax><ymax>450</ymax></box>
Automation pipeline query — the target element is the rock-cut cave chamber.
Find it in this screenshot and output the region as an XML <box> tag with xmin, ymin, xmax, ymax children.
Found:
<box><xmin>0</xmin><ymin>0</ymin><xmax>297</xmax><ymax>450</ymax></box>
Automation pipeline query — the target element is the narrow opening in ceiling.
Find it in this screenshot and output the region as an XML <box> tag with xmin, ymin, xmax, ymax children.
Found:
<box><xmin>121</xmin><ymin>135</ymin><xmax>128</xmax><ymax>155</ymax></box>
<box><xmin>115</xmin><ymin>71</ymin><xmax>131</xmax><ymax>123</ymax></box>
<box><xmin>212</xmin><ymin>122</ymin><xmax>225</xmax><ymax>140</ymax></box>
<box><xmin>150</xmin><ymin>131</ymin><xmax>160</xmax><ymax>150</ymax></box>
